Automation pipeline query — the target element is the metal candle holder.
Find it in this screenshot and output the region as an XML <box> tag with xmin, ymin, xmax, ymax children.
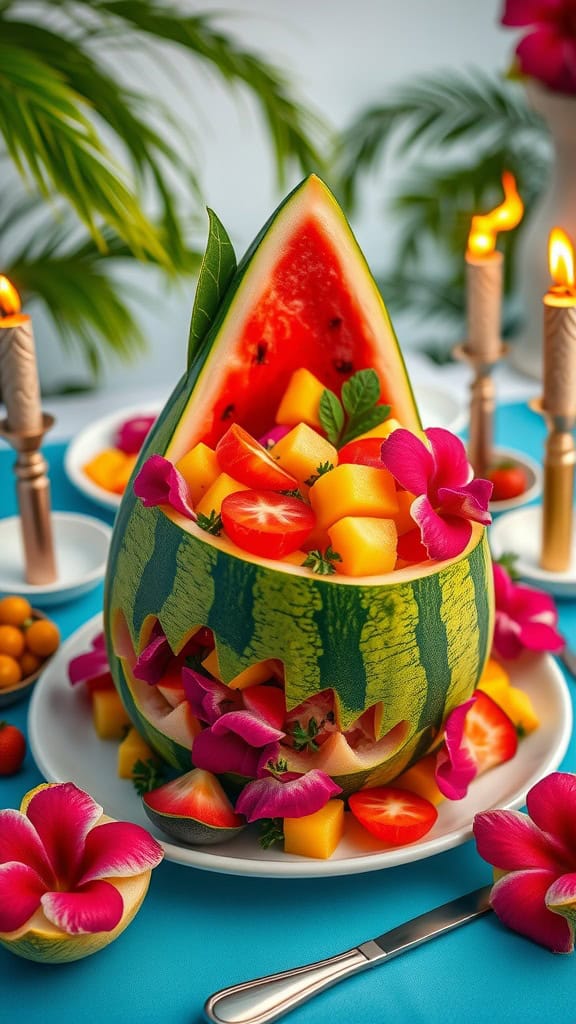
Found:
<box><xmin>453</xmin><ymin>343</ymin><xmax>507</xmax><ymax>480</ymax></box>
<box><xmin>532</xmin><ymin>398</ymin><xmax>575</xmax><ymax>573</ymax></box>
<box><xmin>0</xmin><ymin>412</ymin><xmax>58</xmax><ymax>585</ymax></box>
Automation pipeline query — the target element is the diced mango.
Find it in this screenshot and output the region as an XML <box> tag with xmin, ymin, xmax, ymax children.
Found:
<box><xmin>275</xmin><ymin>368</ymin><xmax>326</xmax><ymax>430</ymax></box>
<box><xmin>201</xmin><ymin>648</ymin><xmax>278</xmax><ymax>690</ymax></box>
<box><xmin>394</xmin><ymin>754</ymin><xmax>445</xmax><ymax>806</ymax></box>
<box><xmin>328</xmin><ymin>516</ymin><xmax>398</xmax><ymax>576</ymax></box>
<box><xmin>271</xmin><ymin>423</ymin><xmax>338</xmax><ymax>488</ymax></box>
<box><xmin>284</xmin><ymin>799</ymin><xmax>345</xmax><ymax>859</ymax></box>
<box><xmin>355</xmin><ymin>417</ymin><xmax>402</xmax><ymax>441</ymax></box>
<box><xmin>84</xmin><ymin>449</ymin><xmax>131</xmax><ymax>493</ymax></box>
<box><xmin>92</xmin><ymin>689</ymin><xmax>132</xmax><ymax>740</ymax></box>
<box><xmin>478</xmin><ymin>658</ymin><xmax>511</xmax><ymax>694</ymax></box>
<box><xmin>309</xmin><ymin>463</ymin><xmax>398</xmax><ymax>529</ymax></box>
<box><xmin>118</xmin><ymin>727</ymin><xmax>159</xmax><ymax>779</ymax></box>
<box><xmin>394</xmin><ymin>490</ymin><xmax>417</xmax><ymax>536</ymax></box>
<box><xmin>195</xmin><ymin>471</ymin><xmax>249</xmax><ymax>517</ymax></box>
<box><xmin>176</xmin><ymin>443</ymin><xmax>219</xmax><ymax>506</ymax></box>
<box><xmin>476</xmin><ymin>658</ymin><xmax>538</xmax><ymax>734</ymax></box>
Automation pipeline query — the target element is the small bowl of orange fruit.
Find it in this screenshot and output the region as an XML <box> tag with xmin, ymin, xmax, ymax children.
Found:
<box><xmin>0</xmin><ymin>596</ymin><xmax>60</xmax><ymax>707</ymax></box>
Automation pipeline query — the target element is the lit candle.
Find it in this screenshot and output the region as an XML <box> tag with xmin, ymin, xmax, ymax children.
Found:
<box><xmin>0</xmin><ymin>276</ymin><xmax>43</xmax><ymax>434</ymax></box>
<box><xmin>465</xmin><ymin>172</ymin><xmax>524</xmax><ymax>363</ymax></box>
<box><xmin>540</xmin><ymin>228</ymin><xmax>576</xmax><ymax>573</ymax></box>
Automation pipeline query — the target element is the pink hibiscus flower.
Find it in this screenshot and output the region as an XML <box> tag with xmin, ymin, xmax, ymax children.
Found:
<box><xmin>0</xmin><ymin>783</ymin><xmax>163</xmax><ymax>935</ymax></box>
<box><xmin>501</xmin><ymin>0</ymin><xmax>576</xmax><ymax>95</ymax></box>
<box><xmin>493</xmin><ymin>562</ymin><xmax>564</xmax><ymax>659</ymax></box>
<box><xmin>474</xmin><ymin>772</ymin><xmax>576</xmax><ymax>952</ymax></box>
<box><xmin>380</xmin><ymin>427</ymin><xmax>492</xmax><ymax>560</ymax></box>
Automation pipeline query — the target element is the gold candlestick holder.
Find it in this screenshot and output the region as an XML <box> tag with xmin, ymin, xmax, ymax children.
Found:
<box><xmin>0</xmin><ymin>412</ymin><xmax>58</xmax><ymax>585</ymax></box>
<box><xmin>531</xmin><ymin>399</ymin><xmax>575</xmax><ymax>573</ymax></box>
<box><xmin>453</xmin><ymin>344</ymin><xmax>507</xmax><ymax>479</ymax></box>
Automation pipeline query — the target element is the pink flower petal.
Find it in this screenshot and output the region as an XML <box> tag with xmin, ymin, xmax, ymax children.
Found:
<box><xmin>183</xmin><ymin>667</ymin><xmax>241</xmax><ymax>724</ymax></box>
<box><xmin>78</xmin><ymin>822</ymin><xmax>163</xmax><ymax>885</ymax></box>
<box><xmin>435</xmin><ymin>698</ymin><xmax>478</xmax><ymax>800</ymax></box>
<box><xmin>501</xmin><ymin>0</ymin><xmax>555</xmax><ymax>26</ymax></box>
<box><xmin>259</xmin><ymin>425</ymin><xmax>290</xmax><ymax>448</ymax></box>
<box><xmin>526</xmin><ymin>773</ymin><xmax>576</xmax><ymax>857</ymax></box>
<box><xmin>68</xmin><ymin>633</ymin><xmax>109</xmax><ymax>686</ymax></box>
<box><xmin>0</xmin><ymin>809</ymin><xmax>54</xmax><ymax>884</ymax></box>
<box><xmin>517</xmin><ymin>27</ymin><xmax>576</xmax><ymax>94</ymax></box>
<box><xmin>133</xmin><ymin>455</ymin><xmax>195</xmax><ymax>519</ymax></box>
<box><xmin>211</xmin><ymin>710</ymin><xmax>285</xmax><ymax>747</ymax></box>
<box><xmin>493</xmin><ymin>563</ymin><xmax>514</xmax><ymax>608</ymax></box>
<box><xmin>116</xmin><ymin>415</ymin><xmax>156</xmax><ymax>455</ymax></box>
<box><xmin>437</xmin><ymin>480</ymin><xmax>493</xmax><ymax>525</ymax></box>
<box><xmin>490</xmin><ymin>869</ymin><xmax>574</xmax><ymax>952</ymax></box>
<box><xmin>425</xmin><ymin>427</ymin><xmax>472</xmax><ymax>492</ymax></box>
<box><xmin>235</xmin><ymin>770</ymin><xmax>342</xmax><ymax>822</ymax></box>
<box><xmin>191</xmin><ymin>727</ymin><xmax>279</xmax><ymax>778</ymax></box>
<box><xmin>0</xmin><ymin>862</ymin><xmax>46</xmax><ymax>932</ymax></box>
<box><xmin>41</xmin><ymin>880</ymin><xmax>124</xmax><ymax>935</ymax></box>
<box><xmin>133</xmin><ymin>630</ymin><xmax>173</xmax><ymax>685</ymax></box>
<box><xmin>473</xmin><ymin>808</ymin><xmax>567</xmax><ymax>871</ymax></box>
<box><xmin>518</xmin><ymin>619</ymin><xmax>565</xmax><ymax>653</ymax></box>
<box><xmin>25</xmin><ymin>784</ymin><xmax>103</xmax><ymax>887</ymax></box>
<box><xmin>380</xmin><ymin>429</ymin><xmax>434</xmax><ymax>495</ymax></box>
<box><xmin>493</xmin><ymin>610</ymin><xmax>524</xmax><ymax>660</ymax></box>
<box><xmin>546</xmin><ymin>872</ymin><xmax>576</xmax><ymax>940</ymax></box>
<box><xmin>411</xmin><ymin>495</ymin><xmax>472</xmax><ymax>560</ymax></box>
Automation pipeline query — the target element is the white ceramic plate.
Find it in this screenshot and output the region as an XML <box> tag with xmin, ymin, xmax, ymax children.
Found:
<box><xmin>488</xmin><ymin>447</ymin><xmax>542</xmax><ymax>515</ymax></box>
<box><xmin>490</xmin><ymin>504</ymin><xmax>576</xmax><ymax>597</ymax></box>
<box><xmin>29</xmin><ymin>614</ymin><xmax>572</xmax><ymax>878</ymax></box>
<box><xmin>0</xmin><ymin>513</ymin><xmax>111</xmax><ymax>606</ymax></box>
<box><xmin>412</xmin><ymin>384</ymin><xmax>468</xmax><ymax>435</ymax></box>
<box><xmin>64</xmin><ymin>403</ymin><xmax>160</xmax><ymax>511</ymax></box>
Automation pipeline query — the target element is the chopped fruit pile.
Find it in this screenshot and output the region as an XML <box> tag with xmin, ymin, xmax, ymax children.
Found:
<box><xmin>84</xmin><ymin>413</ymin><xmax>156</xmax><ymax>495</ymax></box>
<box><xmin>0</xmin><ymin>596</ymin><xmax>60</xmax><ymax>689</ymax></box>
<box><xmin>158</xmin><ymin>367</ymin><xmax>428</xmax><ymax>576</ymax></box>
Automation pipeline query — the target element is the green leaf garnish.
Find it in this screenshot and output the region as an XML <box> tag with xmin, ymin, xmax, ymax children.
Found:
<box><xmin>290</xmin><ymin>717</ymin><xmax>320</xmax><ymax>752</ymax></box>
<box><xmin>318</xmin><ymin>368</ymin><xmax>390</xmax><ymax>446</ymax></box>
<box><xmin>259</xmin><ymin>818</ymin><xmax>284</xmax><ymax>849</ymax></box>
<box><xmin>305</xmin><ymin>461</ymin><xmax>334</xmax><ymax>486</ymax></box>
<box><xmin>132</xmin><ymin>758</ymin><xmax>166</xmax><ymax>796</ymax></box>
<box><xmin>188</xmin><ymin>208</ymin><xmax>237</xmax><ymax>366</ymax></box>
<box><xmin>267</xmin><ymin>757</ymin><xmax>289</xmax><ymax>776</ymax></box>
<box><xmin>196</xmin><ymin>509</ymin><xmax>223</xmax><ymax>535</ymax></box>
<box><xmin>495</xmin><ymin>551</ymin><xmax>521</xmax><ymax>580</ymax></box>
<box><xmin>302</xmin><ymin>546</ymin><xmax>342</xmax><ymax>575</ymax></box>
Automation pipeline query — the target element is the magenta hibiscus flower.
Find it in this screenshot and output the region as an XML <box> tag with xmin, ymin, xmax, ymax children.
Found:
<box><xmin>501</xmin><ymin>0</ymin><xmax>576</xmax><ymax>95</ymax></box>
<box><xmin>380</xmin><ymin>427</ymin><xmax>492</xmax><ymax>560</ymax></box>
<box><xmin>133</xmin><ymin>454</ymin><xmax>195</xmax><ymax>519</ymax></box>
<box><xmin>0</xmin><ymin>783</ymin><xmax>163</xmax><ymax>935</ymax></box>
<box><xmin>474</xmin><ymin>772</ymin><xmax>576</xmax><ymax>952</ymax></box>
<box><xmin>493</xmin><ymin>562</ymin><xmax>564</xmax><ymax>659</ymax></box>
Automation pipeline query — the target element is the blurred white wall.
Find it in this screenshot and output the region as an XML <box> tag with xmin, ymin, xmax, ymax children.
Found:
<box><xmin>35</xmin><ymin>0</ymin><xmax>513</xmax><ymax>397</ymax></box>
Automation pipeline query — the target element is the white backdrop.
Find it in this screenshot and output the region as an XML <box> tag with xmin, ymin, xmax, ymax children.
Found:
<box><xmin>33</xmin><ymin>0</ymin><xmax>514</xmax><ymax>397</ymax></box>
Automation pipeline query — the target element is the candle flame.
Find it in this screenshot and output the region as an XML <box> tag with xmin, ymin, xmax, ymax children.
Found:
<box><xmin>548</xmin><ymin>227</ymin><xmax>575</xmax><ymax>288</ymax></box>
<box><xmin>0</xmin><ymin>275</ymin><xmax>21</xmax><ymax>318</ymax></box>
<box><xmin>467</xmin><ymin>172</ymin><xmax>524</xmax><ymax>257</ymax></box>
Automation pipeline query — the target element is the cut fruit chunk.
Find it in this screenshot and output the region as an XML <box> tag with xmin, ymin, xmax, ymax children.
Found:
<box><xmin>195</xmin><ymin>472</ymin><xmax>250</xmax><ymax>518</ymax></box>
<box><xmin>118</xmin><ymin>727</ymin><xmax>159</xmax><ymax>779</ymax></box>
<box><xmin>175</xmin><ymin>442</ymin><xmax>219</xmax><ymax>506</ymax></box>
<box><xmin>142</xmin><ymin>768</ymin><xmax>245</xmax><ymax>844</ymax></box>
<box><xmin>309</xmin><ymin>463</ymin><xmax>398</xmax><ymax>529</ymax></box>
<box><xmin>464</xmin><ymin>690</ymin><xmax>518</xmax><ymax>773</ymax></box>
<box><xmin>275</xmin><ymin>368</ymin><xmax>327</xmax><ymax>431</ymax></box>
<box><xmin>284</xmin><ymin>799</ymin><xmax>345</xmax><ymax>858</ymax></box>
<box><xmin>216</xmin><ymin>423</ymin><xmax>298</xmax><ymax>491</ymax></box>
<box><xmin>348</xmin><ymin>786</ymin><xmax>438</xmax><ymax>846</ymax></box>
<box><xmin>271</xmin><ymin>423</ymin><xmax>338</xmax><ymax>488</ymax></box>
<box><xmin>393</xmin><ymin>753</ymin><xmax>445</xmax><ymax>806</ymax></box>
<box><xmin>328</xmin><ymin>517</ymin><xmax>398</xmax><ymax>576</ymax></box>
<box><xmin>221</xmin><ymin>490</ymin><xmax>316</xmax><ymax>559</ymax></box>
<box><xmin>92</xmin><ymin>689</ymin><xmax>132</xmax><ymax>739</ymax></box>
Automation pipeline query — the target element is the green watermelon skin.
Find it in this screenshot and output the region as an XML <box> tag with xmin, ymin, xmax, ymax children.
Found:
<box><xmin>103</xmin><ymin>174</ymin><xmax>494</xmax><ymax>793</ymax></box>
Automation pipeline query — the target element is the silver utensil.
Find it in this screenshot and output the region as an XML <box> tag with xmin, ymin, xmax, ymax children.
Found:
<box><xmin>204</xmin><ymin>885</ymin><xmax>492</xmax><ymax>1024</ymax></box>
<box><xmin>558</xmin><ymin>646</ymin><xmax>576</xmax><ymax>680</ymax></box>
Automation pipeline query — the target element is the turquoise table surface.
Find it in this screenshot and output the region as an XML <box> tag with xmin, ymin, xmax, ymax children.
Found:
<box><xmin>1</xmin><ymin>401</ymin><xmax>575</xmax><ymax>1024</ymax></box>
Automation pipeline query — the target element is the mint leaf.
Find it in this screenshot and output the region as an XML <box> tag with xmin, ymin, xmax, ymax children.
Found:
<box><xmin>302</xmin><ymin>546</ymin><xmax>342</xmax><ymax>575</ymax></box>
<box><xmin>196</xmin><ymin>509</ymin><xmax>223</xmax><ymax>535</ymax></box>
<box><xmin>341</xmin><ymin>368</ymin><xmax>381</xmax><ymax>418</ymax></box>
<box><xmin>132</xmin><ymin>758</ymin><xmax>166</xmax><ymax>796</ymax></box>
<box><xmin>259</xmin><ymin>818</ymin><xmax>284</xmax><ymax>849</ymax></box>
<box><xmin>305</xmin><ymin>461</ymin><xmax>334</xmax><ymax>487</ymax></box>
<box><xmin>339</xmin><ymin>404</ymin><xmax>391</xmax><ymax>447</ymax></box>
<box><xmin>319</xmin><ymin>388</ymin><xmax>345</xmax><ymax>445</ymax></box>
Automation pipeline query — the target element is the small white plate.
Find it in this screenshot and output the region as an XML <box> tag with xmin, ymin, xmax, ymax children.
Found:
<box><xmin>28</xmin><ymin>614</ymin><xmax>572</xmax><ymax>878</ymax></box>
<box><xmin>413</xmin><ymin>384</ymin><xmax>467</xmax><ymax>435</ymax></box>
<box><xmin>488</xmin><ymin>447</ymin><xmax>542</xmax><ymax>515</ymax></box>
<box><xmin>64</xmin><ymin>403</ymin><xmax>160</xmax><ymax>511</ymax></box>
<box><xmin>490</xmin><ymin>504</ymin><xmax>576</xmax><ymax>597</ymax></box>
<box><xmin>0</xmin><ymin>513</ymin><xmax>111</xmax><ymax>606</ymax></box>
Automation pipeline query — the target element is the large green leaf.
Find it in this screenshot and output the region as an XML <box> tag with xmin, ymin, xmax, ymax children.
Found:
<box><xmin>187</xmin><ymin>209</ymin><xmax>237</xmax><ymax>367</ymax></box>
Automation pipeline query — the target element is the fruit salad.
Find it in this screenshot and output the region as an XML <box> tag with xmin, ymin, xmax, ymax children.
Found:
<box><xmin>83</xmin><ymin>413</ymin><xmax>156</xmax><ymax>495</ymax></box>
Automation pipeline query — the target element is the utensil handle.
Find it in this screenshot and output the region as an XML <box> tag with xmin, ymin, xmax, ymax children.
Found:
<box><xmin>204</xmin><ymin>946</ymin><xmax>371</xmax><ymax>1024</ymax></box>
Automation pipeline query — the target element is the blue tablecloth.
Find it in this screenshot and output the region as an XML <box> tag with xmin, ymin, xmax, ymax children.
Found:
<box><xmin>1</xmin><ymin>402</ymin><xmax>575</xmax><ymax>1024</ymax></box>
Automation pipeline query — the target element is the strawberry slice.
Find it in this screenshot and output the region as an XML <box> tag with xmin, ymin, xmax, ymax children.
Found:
<box><xmin>464</xmin><ymin>690</ymin><xmax>518</xmax><ymax>773</ymax></box>
<box><xmin>216</xmin><ymin>423</ymin><xmax>297</xmax><ymax>491</ymax></box>
<box><xmin>348</xmin><ymin>786</ymin><xmax>438</xmax><ymax>846</ymax></box>
<box><xmin>337</xmin><ymin>437</ymin><xmax>385</xmax><ymax>469</ymax></box>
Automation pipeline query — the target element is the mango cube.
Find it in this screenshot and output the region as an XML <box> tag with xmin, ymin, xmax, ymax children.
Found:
<box><xmin>92</xmin><ymin>689</ymin><xmax>132</xmax><ymax>740</ymax></box>
<box><xmin>309</xmin><ymin>463</ymin><xmax>398</xmax><ymax>529</ymax></box>
<box><xmin>275</xmin><ymin>368</ymin><xmax>326</xmax><ymax>430</ymax></box>
<box><xmin>355</xmin><ymin>417</ymin><xmax>402</xmax><ymax>441</ymax></box>
<box><xmin>118</xmin><ymin>726</ymin><xmax>159</xmax><ymax>779</ymax></box>
<box><xmin>328</xmin><ymin>516</ymin><xmax>398</xmax><ymax>576</ymax></box>
<box><xmin>284</xmin><ymin>799</ymin><xmax>345</xmax><ymax>859</ymax></box>
<box><xmin>195</xmin><ymin>472</ymin><xmax>249</xmax><ymax>517</ymax></box>
<box><xmin>202</xmin><ymin>648</ymin><xmax>278</xmax><ymax>690</ymax></box>
<box><xmin>478</xmin><ymin>659</ymin><xmax>539</xmax><ymax>734</ymax></box>
<box><xmin>394</xmin><ymin>754</ymin><xmax>445</xmax><ymax>806</ymax></box>
<box><xmin>84</xmin><ymin>449</ymin><xmax>132</xmax><ymax>493</ymax></box>
<box><xmin>394</xmin><ymin>489</ymin><xmax>417</xmax><ymax>536</ymax></box>
<box><xmin>271</xmin><ymin>423</ymin><xmax>338</xmax><ymax>488</ymax></box>
<box><xmin>176</xmin><ymin>442</ymin><xmax>219</xmax><ymax>506</ymax></box>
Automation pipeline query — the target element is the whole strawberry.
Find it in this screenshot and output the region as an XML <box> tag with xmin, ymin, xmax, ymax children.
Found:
<box><xmin>0</xmin><ymin>721</ymin><xmax>26</xmax><ymax>775</ymax></box>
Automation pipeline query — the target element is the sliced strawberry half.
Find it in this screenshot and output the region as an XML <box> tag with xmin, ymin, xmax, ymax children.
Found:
<box><xmin>216</xmin><ymin>423</ymin><xmax>298</xmax><ymax>491</ymax></box>
<box><xmin>464</xmin><ymin>690</ymin><xmax>518</xmax><ymax>773</ymax></box>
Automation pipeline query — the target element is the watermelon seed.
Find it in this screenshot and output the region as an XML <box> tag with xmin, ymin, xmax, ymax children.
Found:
<box><xmin>333</xmin><ymin>358</ymin><xmax>353</xmax><ymax>373</ymax></box>
<box><xmin>328</xmin><ymin>317</ymin><xmax>343</xmax><ymax>330</ymax></box>
<box><xmin>253</xmin><ymin>342</ymin><xmax>268</xmax><ymax>364</ymax></box>
<box><xmin>221</xmin><ymin>403</ymin><xmax>235</xmax><ymax>420</ymax></box>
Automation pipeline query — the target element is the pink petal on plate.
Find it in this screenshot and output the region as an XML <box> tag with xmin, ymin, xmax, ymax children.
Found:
<box><xmin>25</xmin><ymin>783</ymin><xmax>103</xmax><ymax>887</ymax></box>
<box><xmin>183</xmin><ymin>667</ymin><xmax>241</xmax><ymax>725</ymax></box>
<box><xmin>0</xmin><ymin>862</ymin><xmax>46</xmax><ymax>932</ymax></box>
<box><xmin>116</xmin><ymin>415</ymin><xmax>156</xmax><ymax>454</ymax></box>
<box><xmin>68</xmin><ymin>647</ymin><xmax>109</xmax><ymax>686</ymax></box>
<box><xmin>493</xmin><ymin>611</ymin><xmax>524</xmax><ymax>660</ymax></box>
<box><xmin>509</xmin><ymin>579</ymin><xmax>558</xmax><ymax>621</ymax></box>
<box><xmin>490</xmin><ymin>869</ymin><xmax>574</xmax><ymax>952</ymax></box>
<box><xmin>425</xmin><ymin>427</ymin><xmax>472</xmax><ymax>492</ymax></box>
<box><xmin>380</xmin><ymin>429</ymin><xmax>434</xmax><ymax>495</ymax></box>
<box><xmin>518</xmin><ymin>619</ymin><xmax>565</xmax><ymax>653</ymax></box>
<box><xmin>435</xmin><ymin>697</ymin><xmax>478</xmax><ymax>800</ymax></box>
<box><xmin>211</xmin><ymin>710</ymin><xmax>285</xmax><ymax>747</ymax></box>
<box><xmin>235</xmin><ymin>769</ymin><xmax>342</xmax><ymax>822</ymax></box>
<box><xmin>78</xmin><ymin>821</ymin><xmax>163</xmax><ymax>885</ymax></box>
<box><xmin>526</xmin><ymin>773</ymin><xmax>576</xmax><ymax>856</ymax></box>
<box><xmin>191</xmin><ymin>728</ymin><xmax>278</xmax><ymax>778</ymax></box>
<box><xmin>41</xmin><ymin>879</ymin><xmax>124</xmax><ymax>935</ymax></box>
<box><xmin>473</xmin><ymin>808</ymin><xmax>567</xmax><ymax>872</ymax></box>
<box><xmin>0</xmin><ymin>809</ymin><xmax>54</xmax><ymax>883</ymax></box>
<box><xmin>411</xmin><ymin>496</ymin><xmax>472</xmax><ymax>561</ymax></box>
<box><xmin>133</xmin><ymin>455</ymin><xmax>195</xmax><ymax>519</ymax></box>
